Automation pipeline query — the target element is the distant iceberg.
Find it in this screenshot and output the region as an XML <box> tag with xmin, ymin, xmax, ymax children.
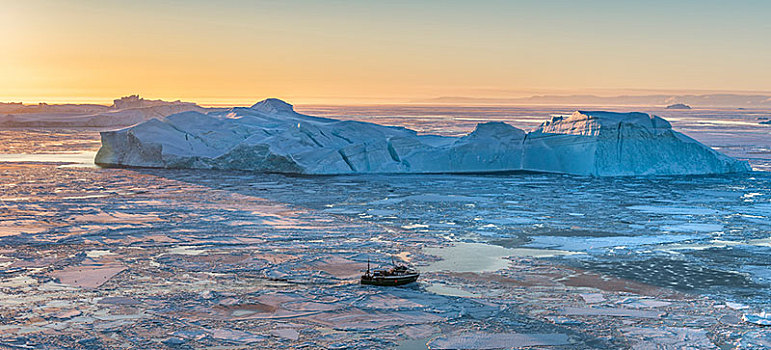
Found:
<box><xmin>95</xmin><ymin>98</ymin><xmax>750</xmax><ymax>176</ymax></box>
<box><xmin>0</xmin><ymin>95</ymin><xmax>203</xmax><ymax>128</ymax></box>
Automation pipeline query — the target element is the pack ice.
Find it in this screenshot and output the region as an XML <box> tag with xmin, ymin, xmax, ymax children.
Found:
<box><xmin>95</xmin><ymin>98</ymin><xmax>750</xmax><ymax>176</ymax></box>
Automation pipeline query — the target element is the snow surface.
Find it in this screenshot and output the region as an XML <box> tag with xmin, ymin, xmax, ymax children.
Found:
<box><xmin>95</xmin><ymin>99</ymin><xmax>750</xmax><ymax>176</ymax></box>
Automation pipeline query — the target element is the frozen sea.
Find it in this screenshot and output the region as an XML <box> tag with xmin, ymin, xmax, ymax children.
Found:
<box><xmin>0</xmin><ymin>105</ymin><xmax>770</xmax><ymax>349</ymax></box>
<box><xmin>295</xmin><ymin>104</ymin><xmax>771</xmax><ymax>309</ymax></box>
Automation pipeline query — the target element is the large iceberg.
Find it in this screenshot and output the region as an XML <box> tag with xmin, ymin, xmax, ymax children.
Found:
<box><xmin>95</xmin><ymin>98</ymin><xmax>750</xmax><ymax>176</ymax></box>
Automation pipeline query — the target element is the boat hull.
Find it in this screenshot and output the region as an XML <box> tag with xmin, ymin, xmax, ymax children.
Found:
<box><xmin>360</xmin><ymin>273</ymin><xmax>419</xmax><ymax>286</ymax></box>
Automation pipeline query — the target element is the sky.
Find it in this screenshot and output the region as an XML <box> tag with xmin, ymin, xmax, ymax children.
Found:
<box><xmin>2</xmin><ymin>0</ymin><xmax>771</xmax><ymax>104</ymax></box>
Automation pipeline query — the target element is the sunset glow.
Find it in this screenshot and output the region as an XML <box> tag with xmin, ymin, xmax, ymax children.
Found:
<box><xmin>3</xmin><ymin>0</ymin><xmax>771</xmax><ymax>104</ymax></box>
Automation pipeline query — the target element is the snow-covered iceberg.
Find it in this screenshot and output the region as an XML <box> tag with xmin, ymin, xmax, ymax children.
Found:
<box><xmin>95</xmin><ymin>99</ymin><xmax>750</xmax><ymax>176</ymax></box>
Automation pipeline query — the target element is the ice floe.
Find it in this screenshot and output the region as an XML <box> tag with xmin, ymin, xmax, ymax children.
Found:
<box><xmin>423</xmin><ymin>242</ymin><xmax>579</xmax><ymax>273</ymax></box>
<box><xmin>621</xmin><ymin>327</ymin><xmax>716</xmax><ymax>349</ymax></box>
<box><xmin>743</xmin><ymin>311</ymin><xmax>771</xmax><ymax>326</ymax></box>
<box><xmin>427</xmin><ymin>332</ymin><xmax>571</xmax><ymax>349</ymax></box>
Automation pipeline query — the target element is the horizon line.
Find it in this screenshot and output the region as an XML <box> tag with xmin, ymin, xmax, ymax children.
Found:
<box><xmin>4</xmin><ymin>88</ymin><xmax>771</xmax><ymax>107</ymax></box>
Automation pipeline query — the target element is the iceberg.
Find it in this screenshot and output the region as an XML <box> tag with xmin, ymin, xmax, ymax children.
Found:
<box><xmin>522</xmin><ymin>111</ymin><xmax>750</xmax><ymax>176</ymax></box>
<box><xmin>0</xmin><ymin>95</ymin><xmax>204</xmax><ymax>128</ymax></box>
<box><xmin>95</xmin><ymin>98</ymin><xmax>750</xmax><ymax>176</ymax></box>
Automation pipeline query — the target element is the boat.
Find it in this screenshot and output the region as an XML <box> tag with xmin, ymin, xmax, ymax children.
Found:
<box><xmin>361</xmin><ymin>258</ymin><xmax>420</xmax><ymax>286</ymax></box>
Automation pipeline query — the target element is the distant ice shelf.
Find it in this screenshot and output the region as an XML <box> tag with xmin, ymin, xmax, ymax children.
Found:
<box><xmin>95</xmin><ymin>98</ymin><xmax>751</xmax><ymax>176</ymax></box>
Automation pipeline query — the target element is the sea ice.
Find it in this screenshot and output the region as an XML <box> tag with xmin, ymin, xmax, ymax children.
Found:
<box><xmin>207</xmin><ymin>328</ymin><xmax>265</xmax><ymax>343</ymax></box>
<box><xmin>660</xmin><ymin>223</ymin><xmax>724</xmax><ymax>232</ymax></box>
<box><xmin>424</xmin><ymin>242</ymin><xmax>578</xmax><ymax>273</ymax></box>
<box><xmin>743</xmin><ymin>311</ymin><xmax>771</xmax><ymax>326</ymax></box>
<box><xmin>620</xmin><ymin>327</ymin><xmax>716</xmax><ymax>349</ymax></box>
<box><xmin>526</xmin><ymin>234</ymin><xmax>704</xmax><ymax>252</ymax></box>
<box><xmin>50</xmin><ymin>264</ymin><xmax>126</xmax><ymax>289</ymax></box>
<box><xmin>558</xmin><ymin>306</ymin><xmax>664</xmax><ymax>318</ymax></box>
<box><xmin>95</xmin><ymin>99</ymin><xmax>750</xmax><ymax>176</ymax></box>
<box><xmin>627</xmin><ymin>205</ymin><xmax>720</xmax><ymax>215</ymax></box>
<box><xmin>427</xmin><ymin>332</ymin><xmax>571</xmax><ymax>349</ymax></box>
<box><xmin>580</xmin><ymin>293</ymin><xmax>605</xmax><ymax>304</ymax></box>
<box><xmin>270</xmin><ymin>328</ymin><xmax>300</xmax><ymax>341</ymax></box>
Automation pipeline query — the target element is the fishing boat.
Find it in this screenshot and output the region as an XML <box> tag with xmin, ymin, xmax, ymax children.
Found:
<box><xmin>361</xmin><ymin>258</ymin><xmax>420</xmax><ymax>286</ymax></box>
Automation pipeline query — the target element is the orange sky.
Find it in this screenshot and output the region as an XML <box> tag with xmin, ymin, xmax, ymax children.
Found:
<box><xmin>3</xmin><ymin>1</ymin><xmax>771</xmax><ymax>105</ymax></box>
